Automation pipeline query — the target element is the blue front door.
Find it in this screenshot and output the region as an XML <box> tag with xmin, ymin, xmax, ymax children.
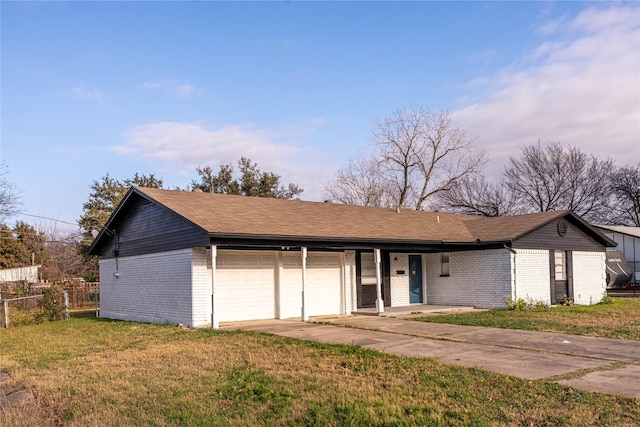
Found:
<box><xmin>409</xmin><ymin>255</ymin><xmax>423</xmax><ymax>304</ymax></box>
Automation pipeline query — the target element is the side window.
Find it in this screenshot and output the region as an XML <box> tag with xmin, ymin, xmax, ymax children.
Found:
<box><xmin>440</xmin><ymin>253</ymin><xmax>450</xmax><ymax>277</ymax></box>
<box><xmin>554</xmin><ymin>250</ymin><xmax>566</xmax><ymax>280</ymax></box>
<box><xmin>360</xmin><ymin>252</ymin><xmax>377</xmax><ymax>284</ymax></box>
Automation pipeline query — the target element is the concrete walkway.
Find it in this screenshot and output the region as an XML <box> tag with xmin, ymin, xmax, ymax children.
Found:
<box><xmin>223</xmin><ymin>316</ymin><xmax>640</xmax><ymax>399</ymax></box>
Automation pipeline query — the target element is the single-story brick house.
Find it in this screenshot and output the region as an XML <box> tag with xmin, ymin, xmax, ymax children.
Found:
<box><xmin>89</xmin><ymin>187</ymin><xmax>615</xmax><ymax>328</ymax></box>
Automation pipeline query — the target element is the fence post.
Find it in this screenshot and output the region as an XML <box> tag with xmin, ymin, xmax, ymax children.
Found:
<box><xmin>63</xmin><ymin>290</ymin><xmax>70</xmax><ymax>320</ymax></box>
<box><xmin>95</xmin><ymin>288</ymin><xmax>99</xmax><ymax>318</ymax></box>
<box><xmin>4</xmin><ymin>299</ymin><xmax>9</xmax><ymax>328</ymax></box>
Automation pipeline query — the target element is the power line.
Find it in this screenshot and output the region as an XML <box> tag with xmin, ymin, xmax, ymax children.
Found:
<box><xmin>0</xmin><ymin>235</ymin><xmax>81</xmax><ymax>245</ymax></box>
<box><xmin>12</xmin><ymin>212</ymin><xmax>78</xmax><ymax>226</ymax></box>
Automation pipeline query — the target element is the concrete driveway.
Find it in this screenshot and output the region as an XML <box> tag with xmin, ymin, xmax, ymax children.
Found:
<box><xmin>223</xmin><ymin>316</ymin><xmax>640</xmax><ymax>399</ymax></box>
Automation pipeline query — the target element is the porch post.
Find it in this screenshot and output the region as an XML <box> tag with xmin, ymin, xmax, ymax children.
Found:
<box><xmin>375</xmin><ymin>248</ymin><xmax>384</xmax><ymax>313</ymax></box>
<box><xmin>210</xmin><ymin>245</ymin><xmax>219</xmax><ymax>329</ymax></box>
<box><xmin>301</xmin><ymin>246</ymin><xmax>309</xmax><ymax>321</ymax></box>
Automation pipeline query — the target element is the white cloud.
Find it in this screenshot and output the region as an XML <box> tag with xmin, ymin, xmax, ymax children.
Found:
<box><xmin>112</xmin><ymin>120</ymin><xmax>332</xmax><ymax>200</ymax></box>
<box><xmin>138</xmin><ymin>79</ymin><xmax>198</xmax><ymax>98</ymax></box>
<box><xmin>452</xmin><ymin>5</ymin><xmax>640</xmax><ymax>179</ymax></box>
<box><xmin>71</xmin><ymin>86</ymin><xmax>104</xmax><ymax>102</ymax></box>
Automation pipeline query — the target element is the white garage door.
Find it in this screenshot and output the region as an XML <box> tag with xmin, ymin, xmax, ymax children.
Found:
<box><xmin>306</xmin><ymin>253</ymin><xmax>343</xmax><ymax>317</ymax></box>
<box><xmin>280</xmin><ymin>252</ymin><xmax>343</xmax><ymax>318</ymax></box>
<box><xmin>216</xmin><ymin>250</ymin><xmax>277</xmax><ymax>322</ymax></box>
<box><xmin>280</xmin><ymin>253</ymin><xmax>304</xmax><ymax>319</ymax></box>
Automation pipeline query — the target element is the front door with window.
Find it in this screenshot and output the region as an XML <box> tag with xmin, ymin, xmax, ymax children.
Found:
<box><xmin>551</xmin><ymin>250</ymin><xmax>573</xmax><ymax>304</ymax></box>
<box><xmin>357</xmin><ymin>252</ymin><xmax>377</xmax><ymax>307</ymax></box>
<box><xmin>356</xmin><ymin>251</ymin><xmax>391</xmax><ymax>308</ymax></box>
<box><xmin>409</xmin><ymin>255</ymin><xmax>423</xmax><ymax>304</ymax></box>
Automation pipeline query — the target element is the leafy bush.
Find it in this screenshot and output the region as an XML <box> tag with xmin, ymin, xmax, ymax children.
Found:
<box><xmin>505</xmin><ymin>297</ymin><xmax>549</xmax><ymax>311</ymax></box>
<box><xmin>6</xmin><ymin>286</ymin><xmax>67</xmax><ymax>327</ymax></box>
<box><xmin>562</xmin><ymin>294</ymin><xmax>575</xmax><ymax>306</ymax></box>
<box><xmin>531</xmin><ymin>299</ymin><xmax>549</xmax><ymax>310</ymax></box>
<box><xmin>37</xmin><ymin>286</ymin><xmax>67</xmax><ymax>322</ymax></box>
<box><xmin>8</xmin><ymin>308</ymin><xmax>38</xmax><ymax>326</ymax></box>
<box><xmin>83</xmin><ymin>271</ymin><xmax>98</xmax><ymax>283</ymax></box>
<box><xmin>598</xmin><ymin>292</ymin><xmax>614</xmax><ymax>305</ymax></box>
<box><xmin>505</xmin><ymin>297</ymin><xmax>528</xmax><ymax>311</ymax></box>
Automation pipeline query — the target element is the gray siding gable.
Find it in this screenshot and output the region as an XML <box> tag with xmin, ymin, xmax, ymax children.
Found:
<box><xmin>512</xmin><ymin>216</ymin><xmax>605</xmax><ymax>251</ymax></box>
<box><xmin>90</xmin><ymin>191</ymin><xmax>210</xmax><ymax>258</ymax></box>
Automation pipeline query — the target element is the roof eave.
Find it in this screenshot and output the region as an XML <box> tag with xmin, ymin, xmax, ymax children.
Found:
<box><xmin>208</xmin><ymin>232</ymin><xmax>509</xmax><ymax>248</ymax></box>
<box><xmin>208</xmin><ymin>232</ymin><xmax>445</xmax><ymax>245</ymax></box>
<box><xmin>87</xmin><ymin>187</ymin><xmax>139</xmax><ymax>255</ymax></box>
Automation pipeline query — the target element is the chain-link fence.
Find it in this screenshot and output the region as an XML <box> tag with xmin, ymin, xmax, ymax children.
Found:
<box><xmin>0</xmin><ymin>281</ymin><xmax>100</xmax><ymax>328</ymax></box>
<box><xmin>1</xmin><ymin>291</ymin><xmax>68</xmax><ymax>328</ymax></box>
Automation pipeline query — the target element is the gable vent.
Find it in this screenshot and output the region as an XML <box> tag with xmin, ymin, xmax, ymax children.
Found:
<box><xmin>557</xmin><ymin>220</ymin><xmax>568</xmax><ymax>237</ymax></box>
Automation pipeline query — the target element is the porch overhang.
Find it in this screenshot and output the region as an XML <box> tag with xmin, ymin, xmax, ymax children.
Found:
<box><xmin>208</xmin><ymin>234</ymin><xmax>509</xmax><ymax>253</ymax></box>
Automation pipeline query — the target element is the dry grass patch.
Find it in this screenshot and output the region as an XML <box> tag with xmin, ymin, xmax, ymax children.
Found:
<box><xmin>415</xmin><ymin>297</ymin><xmax>640</xmax><ymax>340</ymax></box>
<box><xmin>1</xmin><ymin>312</ymin><xmax>639</xmax><ymax>426</ymax></box>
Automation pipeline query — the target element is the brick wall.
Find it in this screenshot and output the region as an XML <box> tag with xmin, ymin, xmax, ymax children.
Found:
<box><xmin>425</xmin><ymin>249</ymin><xmax>512</xmax><ymax>309</ymax></box>
<box><xmin>99</xmin><ymin>248</ymin><xmax>195</xmax><ymax>326</ymax></box>
<box><xmin>512</xmin><ymin>249</ymin><xmax>606</xmax><ymax>306</ymax></box>
<box><xmin>389</xmin><ymin>253</ymin><xmax>410</xmax><ymax>306</ymax></box>
<box><xmin>98</xmin><ymin>246</ymin><xmax>605</xmax><ymax>326</ymax></box>
<box><xmin>513</xmin><ymin>249</ymin><xmax>551</xmax><ymax>305</ymax></box>
<box><xmin>572</xmin><ymin>251</ymin><xmax>606</xmax><ymax>305</ymax></box>
<box><xmin>191</xmin><ymin>247</ymin><xmax>212</xmax><ymax>327</ymax></box>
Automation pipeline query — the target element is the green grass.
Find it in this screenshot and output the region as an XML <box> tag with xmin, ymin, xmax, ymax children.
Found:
<box><xmin>1</xmin><ymin>312</ymin><xmax>639</xmax><ymax>426</ymax></box>
<box><xmin>414</xmin><ymin>297</ymin><xmax>640</xmax><ymax>340</ymax></box>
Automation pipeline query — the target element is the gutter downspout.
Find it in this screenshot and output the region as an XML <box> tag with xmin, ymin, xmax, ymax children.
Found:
<box><xmin>210</xmin><ymin>245</ymin><xmax>219</xmax><ymax>329</ymax></box>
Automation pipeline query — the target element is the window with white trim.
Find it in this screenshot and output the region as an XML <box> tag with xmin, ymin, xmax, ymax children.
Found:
<box><xmin>360</xmin><ymin>252</ymin><xmax>377</xmax><ymax>284</ymax></box>
<box><xmin>440</xmin><ymin>253</ymin><xmax>450</xmax><ymax>277</ymax></box>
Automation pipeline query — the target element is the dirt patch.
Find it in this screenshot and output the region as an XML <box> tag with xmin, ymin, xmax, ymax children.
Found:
<box><xmin>0</xmin><ymin>372</ymin><xmax>33</xmax><ymax>410</ymax></box>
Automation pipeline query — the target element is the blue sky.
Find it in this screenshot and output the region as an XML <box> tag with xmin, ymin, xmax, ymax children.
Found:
<box><xmin>2</xmin><ymin>1</ymin><xmax>639</xmax><ymax>233</ymax></box>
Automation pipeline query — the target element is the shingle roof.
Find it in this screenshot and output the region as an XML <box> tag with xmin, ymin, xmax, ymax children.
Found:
<box><xmin>594</xmin><ymin>225</ymin><xmax>640</xmax><ymax>239</ymax></box>
<box><xmin>132</xmin><ymin>187</ymin><xmax>595</xmax><ymax>245</ymax></box>
<box><xmin>463</xmin><ymin>210</ymin><xmax>570</xmax><ymax>242</ymax></box>
<box><xmin>134</xmin><ymin>187</ymin><xmax>475</xmax><ymax>243</ymax></box>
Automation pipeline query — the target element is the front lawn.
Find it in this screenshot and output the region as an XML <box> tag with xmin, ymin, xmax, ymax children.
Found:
<box><xmin>1</xmin><ymin>312</ymin><xmax>638</xmax><ymax>426</ymax></box>
<box><xmin>414</xmin><ymin>297</ymin><xmax>640</xmax><ymax>340</ymax></box>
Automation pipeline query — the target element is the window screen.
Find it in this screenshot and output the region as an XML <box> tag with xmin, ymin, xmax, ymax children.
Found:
<box><xmin>440</xmin><ymin>253</ymin><xmax>450</xmax><ymax>277</ymax></box>
<box><xmin>360</xmin><ymin>252</ymin><xmax>377</xmax><ymax>284</ymax></box>
<box><xmin>554</xmin><ymin>250</ymin><xmax>566</xmax><ymax>280</ymax></box>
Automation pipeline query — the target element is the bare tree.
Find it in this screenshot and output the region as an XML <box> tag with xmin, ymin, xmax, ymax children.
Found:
<box><xmin>504</xmin><ymin>142</ymin><xmax>614</xmax><ymax>222</ymax></box>
<box><xmin>323</xmin><ymin>153</ymin><xmax>392</xmax><ymax>207</ymax></box>
<box><xmin>44</xmin><ymin>229</ymin><xmax>87</xmax><ymax>280</ymax></box>
<box><xmin>434</xmin><ymin>175</ymin><xmax>523</xmax><ymax>217</ymax></box>
<box><xmin>325</xmin><ymin>106</ymin><xmax>486</xmax><ymax>210</ymax></box>
<box><xmin>0</xmin><ymin>162</ymin><xmax>21</xmax><ymax>221</ymax></box>
<box><xmin>608</xmin><ymin>163</ymin><xmax>640</xmax><ymax>226</ymax></box>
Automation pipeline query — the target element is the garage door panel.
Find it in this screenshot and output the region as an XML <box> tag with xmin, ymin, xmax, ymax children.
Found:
<box><xmin>280</xmin><ymin>253</ymin><xmax>303</xmax><ymax>319</ymax></box>
<box><xmin>215</xmin><ymin>250</ymin><xmax>342</xmax><ymax>322</ymax></box>
<box><xmin>307</xmin><ymin>253</ymin><xmax>343</xmax><ymax>317</ymax></box>
<box><xmin>217</xmin><ymin>250</ymin><xmax>276</xmax><ymax>322</ymax></box>
<box><xmin>280</xmin><ymin>252</ymin><xmax>342</xmax><ymax>318</ymax></box>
